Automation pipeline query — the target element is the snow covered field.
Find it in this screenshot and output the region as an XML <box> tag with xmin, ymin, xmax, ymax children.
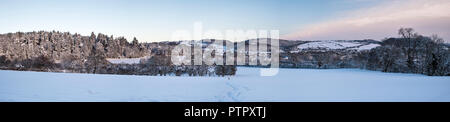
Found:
<box><xmin>106</xmin><ymin>57</ymin><xmax>151</xmax><ymax>64</ymax></box>
<box><xmin>292</xmin><ymin>40</ymin><xmax>380</xmax><ymax>52</ymax></box>
<box><xmin>0</xmin><ymin>67</ymin><xmax>449</xmax><ymax>102</ymax></box>
<box><xmin>106</xmin><ymin>58</ymin><xmax>142</xmax><ymax>64</ymax></box>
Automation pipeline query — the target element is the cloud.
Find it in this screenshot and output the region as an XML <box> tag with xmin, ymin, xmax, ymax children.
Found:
<box><xmin>283</xmin><ymin>0</ymin><xmax>450</xmax><ymax>42</ymax></box>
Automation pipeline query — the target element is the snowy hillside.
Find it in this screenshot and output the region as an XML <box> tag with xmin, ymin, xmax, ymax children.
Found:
<box><xmin>348</xmin><ymin>44</ymin><xmax>381</xmax><ymax>51</ymax></box>
<box><xmin>1</xmin><ymin>67</ymin><xmax>449</xmax><ymax>102</ymax></box>
<box><xmin>291</xmin><ymin>40</ymin><xmax>380</xmax><ymax>52</ymax></box>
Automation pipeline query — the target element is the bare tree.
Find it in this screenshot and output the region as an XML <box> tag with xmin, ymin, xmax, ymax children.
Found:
<box><xmin>398</xmin><ymin>28</ymin><xmax>418</xmax><ymax>72</ymax></box>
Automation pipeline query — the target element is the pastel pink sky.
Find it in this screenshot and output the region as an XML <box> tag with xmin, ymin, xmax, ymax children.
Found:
<box><xmin>282</xmin><ymin>0</ymin><xmax>450</xmax><ymax>42</ymax></box>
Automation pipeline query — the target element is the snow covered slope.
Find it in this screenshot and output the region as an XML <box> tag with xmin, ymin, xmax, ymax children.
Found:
<box><xmin>0</xmin><ymin>67</ymin><xmax>449</xmax><ymax>102</ymax></box>
<box><xmin>292</xmin><ymin>40</ymin><xmax>380</xmax><ymax>52</ymax></box>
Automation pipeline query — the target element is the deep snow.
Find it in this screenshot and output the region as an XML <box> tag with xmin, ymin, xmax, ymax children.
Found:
<box><xmin>0</xmin><ymin>67</ymin><xmax>449</xmax><ymax>102</ymax></box>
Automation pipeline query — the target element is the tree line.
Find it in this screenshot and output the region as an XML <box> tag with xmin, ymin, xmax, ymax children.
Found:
<box><xmin>356</xmin><ymin>28</ymin><xmax>449</xmax><ymax>76</ymax></box>
<box><xmin>0</xmin><ymin>31</ymin><xmax>236</xmax><ymax>76</ymax></box>
<box><xmin>0</xmin><ymin>29</ymin><xmax>448</xmax><ymax>76</ymax></box>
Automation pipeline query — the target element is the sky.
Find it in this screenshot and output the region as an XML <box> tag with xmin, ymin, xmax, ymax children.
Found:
<box><xmin>0</xmin><ymin>0</ymin><xmax>449</xmax><ymax>42</ymax></box>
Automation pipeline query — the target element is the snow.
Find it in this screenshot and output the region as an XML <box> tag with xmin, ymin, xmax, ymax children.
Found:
<box><xmin>0</xmin><ymin>67</ymin><xmax>449</xmax><ymax>102</ymax></box>
<box><xmin>107</xmin><ymin>57</ymin><xmax>146</xmax><ymax>64</ymax></box>
<box><xmin>297</xmin><ymin>41</ymin><xmax>362</xmax><ymax>50</ymax></box>
<box><xmin>349</xmin><ymin>44</ymin><xmax>381</xmax><ymax>51</ymax></box>
<box><xmin>294</xmin><ymin>40</ymin><xmax>380</xmax><ymax>51</ymax></box>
